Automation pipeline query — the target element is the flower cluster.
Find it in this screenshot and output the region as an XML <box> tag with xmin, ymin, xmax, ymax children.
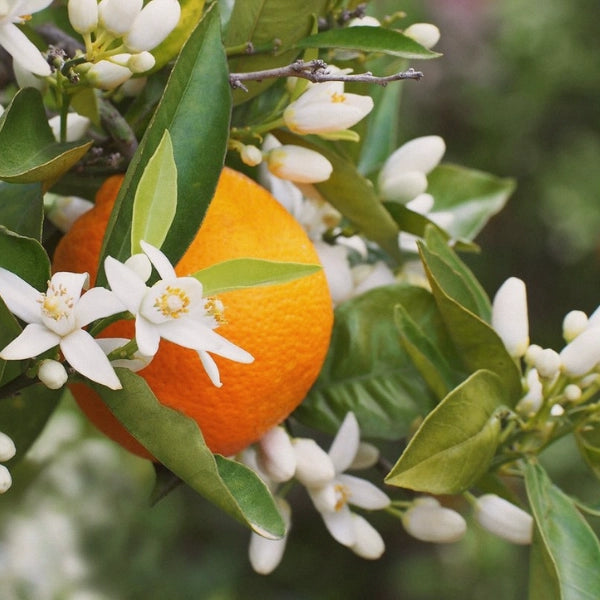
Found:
<box><xmin>66</xmin><ymin>0</ymin><xmax>181</xmax><ymax>89</ymax></box>
<box><xmin>241</xmin><ymin>413</ymin><xmax>390</xmax><ymax>574</ymax></box>
<box><xmin>0</xmin><ymin>242</ymin><xmax>252</xmax><ymax>391</ymax></box>
<box><xmin>0</xmin><ymin>431</ymin><xmax>16</xmax><ymax>493</ymax></box>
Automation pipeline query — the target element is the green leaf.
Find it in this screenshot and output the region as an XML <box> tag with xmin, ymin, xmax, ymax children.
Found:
<box><xmin>274</xmin><ymin>131</ymin><xmax>401</xmax><ymax>261</ymax></box>
<box><xmin>0</xmin><ymin>297</ymin><xmax>24</xmax><ymax>386</ymax></box>
<box><xmin>394</xmin><ymin>303</ymin><xmax>464</xmax><ymax>400</ymax></box>
<box><xmin>530</xmin><ymin>530</ymin><xmax>561</xmax><ymax>600</ymax></box>
<box><xmin>192</xmin><ymin>258</ymin><xmax>321</xmax><ymax>295</ymax></box>
<box><xmin>296</xmin><ymin>27</ymin><xmax>441</xmax><ymax>59</ymax></box>
<box><xmin>296</xmin><ymin>285</ymin><xmax>437</xmax><ymax>439</ymax></box>
<box><xmin>0</xmin><ymin>181</ymin><xmax>44</xmax><ymax>240</ymax></box>
<box><xmin>525</xmin><ymin>461</ymin><xmax>600</xmax><ymax>600</ymax></box>
<box><xmin>131</xmin><ymin>129</ymin><xmax>178</xmax><ymax>254</ymax></box>
<box><xmin>92</xmin><ymin>368</ymin><xmax>285</xmax><ymax>538</ymax></box>
<box><xmin>426</xmin><ymin>164</ymin><xmax>516</xmax><ymax>242</ymax></box>
<box><xmin>0</xmin><ymin>88</ymin><xmax>92</xmax><ymax>184</ymax></box>
<box><xmin>575</xmin><ymin>418</ymin><xmax>600</xmax><ymax>480</ymax></box>
<box><xmin>225</xmin><ymin>0</ymin><xmax>328</xmax><ymax>104</ymax></box>
<box><xmin>0</xmin><ymin>383</ymin><xmax>63</xmax><ymax>467</ymax></box>
<box><xmin>0</xmin><ymin>227</ymin><xmax>50</xmax><ymax>290</ymax></box>
<box><xmin>97</xmin><ymin>4</ymin><xmax>231</xmax><ymax>284</ymax></box>
<box><xmin>385</xmin><ymin>369</ymin><xmax>507</xmax><ymax>494</ymax></box>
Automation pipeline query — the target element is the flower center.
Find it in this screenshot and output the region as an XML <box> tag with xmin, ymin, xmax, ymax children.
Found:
<box><xmin>334</xmin><ymin>483</ymin><xmax>351</xmax><ymax>511</ymax></box>
<box><xmin>154</xmin><ymin>286</ymin><xmax>190</xmax><ymax>319</ymax></box>
<box><xmin>330</xmin><ymin>92</ymin><xmax>347</xmax><ymax>104</ymax></box>
<box><xmin>204</xmin><ymin>296</ymin><xmax>226</xmax><ymax>326</ymax></box>
<box><xmin>39</xmin><ymin>282</ymin><xmax>74</xmax><ymax>321</ymax></box>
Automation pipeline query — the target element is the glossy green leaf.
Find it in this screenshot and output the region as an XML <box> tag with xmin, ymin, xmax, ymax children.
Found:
<box><xmin>525</xmin><ymin>461</ymin><xmax>600</xmax><ymax>600</ymax></box>
<box><xmin>426</xmin><ymin>164</ymin><xmax>516</xmax><ymax>242</ymax></box>
<box><xmin>225</xmin><ymin>0</ymin><xmax>328</xmax><ymax>104</ymax></box>
<box><xmin>385</xmin><ymin>201</ymin><xmax>448</xmax><ymax>243</ymax></box>
<box><xmin>385</xmin><ymin>369</ymin><xmax>507</xmax><ymax>494</ymax></box>
<box><xmin>131</xmin><ymin>129</ymin><xmax>178</xmax><ymax>254</ymax></box>
<box><xmin>394</xmin><ymin>303</ymin><xmax>464</xmax><ymax>400</ymax></box>
<box><xmin>275</xmin><ymin>131</ymin><xmax>401</xmax><ymax>261</ymax></box>
<box><xmin>0</xmin><ymin>382</ymin><xmax>63</xmax><ymax>467</ymax></box>
<box><xmin>296</xmin><ymin>285</ymin><xmax>437</xmax><ymax>439</ymax></box>
<box><xmin>0</xmin><ymin>181</ymin><xmax>44</xmax><ymax>240</ymax></box>
<box><xmin>575</xmin><ymin>420</ymin><xmax>600</xmax><ymax>480</ymax></box>
<box><xmin>192</xmin><ymin>258</ymin><xmax>321</xmax><ymax>295</ymax></box>
<box><xmin>92</xmin><ymin>368</ymin><xmax>285</xmax><ymax>538</ymax></box>
<box><xmin>0</xmin><ymin>297</ymin><xmax>24</xmax><ymax>386</ymax></box>
<box><xmin>0</xmin><ymin>88</ymin><xmax>92</xmax><ymax>184</ymax></box>
<box><xmin>0</xmin><ymin>227</ymin><xmax>50</xmax><ymax>290</ymax></box>
<box><xmin>97</xmin><ymin>4</ymin><xmax>231</xmax><ymax>283</ymax></box>
<box><xmin>296</xmin><ymin>27</ymin><xmax>441</xmax><ymax>59</ymax></box>
<box><xmin>530</xmin><ymin>530</ymin><xmax>561</xmax><ymax>600</ymax></box>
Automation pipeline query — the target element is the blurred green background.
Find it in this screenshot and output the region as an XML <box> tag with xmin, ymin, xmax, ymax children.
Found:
<box><xmin>2</xmin><ymin>0</ymin><xmax>600</xmax><ymax>598</ymax></box>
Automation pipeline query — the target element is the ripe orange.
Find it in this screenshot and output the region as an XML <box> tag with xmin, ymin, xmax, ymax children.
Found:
<box><xmin>53</xmin><ymin>168</ymin><xmax>333</xmax><ymax>459</ymax></box>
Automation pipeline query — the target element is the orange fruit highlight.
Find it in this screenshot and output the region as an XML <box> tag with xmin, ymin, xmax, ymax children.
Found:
<box><xmin>53</xmin><ymin>168</ymin><xmax>333</xmax><ymax>459</ymax></box>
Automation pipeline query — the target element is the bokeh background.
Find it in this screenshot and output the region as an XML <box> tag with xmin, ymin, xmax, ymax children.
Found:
<box><xmin>1</xmin><ymin>0</ymin><xmax>599</xmax><ymax>598</ymax></box>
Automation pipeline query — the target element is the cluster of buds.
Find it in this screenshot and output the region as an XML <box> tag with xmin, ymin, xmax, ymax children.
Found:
<box><xmin>67</xmin><ymin>0</ymin><xmax>180</xmax><ymax>89</ymax></box>
<box><xmin>401</xmin><ymin>493</ymin><xmax>533</xmax><ymax>545</ymax></box>
<box><xmin>241</xmin><ymin>413</ymin><xmax>390</xmax><ymax>574</ymax></box>
<box><xmin>0</xmin><ymin>431</ymin><xmax>16</xmax><ymax>493</ymax></box>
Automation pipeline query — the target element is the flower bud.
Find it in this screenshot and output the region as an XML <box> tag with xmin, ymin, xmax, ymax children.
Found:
<box><xmin>516</xmin><ymin>368</ymin><xmax>543</xmax><ymax>416</ymax></box>
<box><xmin>402</xmin><ymin>497</ymin><xmax>467</xmax><ymax>543</ymax></box>
<box><xmin>45</xmin><ymin>193</ymin><xmax>94</xmax><ymax>232</ymax></box>
<box><xmin>562</xmin><ymin>310</ymin><xmax>588</xmax><ymax>342</ymax></box>
<box><xmin>349</xmin><ymin>513</ymin><xmax>385</xmax><ymax>559</ymax></box>
<box><xmin>348</xmin><ymin>16</ymin><xmax>381</xmax><ymax>27</ymax></box>
<box><xmin>120</xmin><ymin>76</ymin><xmax>147</xmax><ymax>97</ymax></box>
<box><xmin>379</xmin><ymin>171</ymin><xmax>428</xmax><ymax>203</ymax></box>
<box><xmin>38</xmin><ymin>359</ymin><xmax>68</xmax><ymax>390</ymax></box>
<box><xmin>564</xmin><ymin>384</ymin><xmax>582</xmax><ymax>402</ymax></box>
<box><xmin>128</xmin><ymin>52</ymin><xmax>156</xmax><ymax>73</ymax></box>
<box><xmin>350</xmin><ymin>441</ymin><xmax>380</xmax><ymax>470</ymax></box>
<box><xmin>98</xmin><ymin>0</ymin><xmax>143</xmax><ymax>34</ymax></box>
<box><xmin>86</xmin><ymin>60</ymin><xmax>133</xmax><ymax>89</ymax></box>
<box><xmin>533</xmin><ymin>348</ymin><xmax>560</xmax><ymax>379</ymax></box>
<box><xmin>491</xmin><ymin>277</ymin><xmax>529</xmax><ymax>358</ymax></box>
<box><xmin>0</xmin><ymin>464</ymin><xmax>11</xmax><ymax>493</ymax></box>
<box><xmin>248</xmin><ymin>498</ymin><xmax>291</xmax><ymax>574</ymax></box>
<box><xmin>404</xmin><ymin>23</ymin><xmax>441</xmax><ymax>49</ymax></box>
<box><xmin>68</xmin><ymin>0</ymin><xmax>99</xmax><ymax>34</ymax></box>
<box><xmin>474</xmin><ymin>494</ymin><xmax>533</xmax><ymax>545</ymax></box>
<box><xmin>240</xmin><ymin>145</ymin><xmax>263</xmax><ymax>167</ymax></box>
<box><xmin>560</xmin><ymin>327</ymin><xmax>600</xmax><ymax>377</ymax></box>
<box><xmin>125</xmin><ymin>0</ymin><xmax>181</xmax><ymax>52</ymax></box>
<box><xmin>257</xmin><ymin>427</ymin><xmax>296</xmax><ymax>483</ymax></box>
<box><xmin>292</xmin><ymin>438</ymin><xmax>335</xmax><ymax>486</ymax></box>
<box><xmin>0</xmin><ymin>431</ymin><xmax>16</xmax><ymax>462</ymax></box>
<box><xmin>48</xmin><ymin>114</ymin><xmax>91</xmax><ymax>142</ymax></box>
<box><xmin>524</xmin><ymin>344</ymin><xmax>543</xmax><ymax>365</ymax></box>
<box><xmin>313</xmin><ymin>241</ymin><xmax>353</xmax><ymax>305</ymax></box>
<box><xmin>265</xmin><ymin>146</ymin><xmax>333</xmax><ymax>183</ymax></box>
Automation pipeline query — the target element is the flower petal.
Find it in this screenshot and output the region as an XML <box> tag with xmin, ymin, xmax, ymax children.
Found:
<box><xmin>0</xmin><ymin>23</ymin><xmax>51</xmax><ymax>76</ymax></box>
<box><xmin>292</xmin><ymin>438</ymin><xmax>335</xmax><ymax>486</ymax></box>
<box><xmin>135</xmin><ymin>314</ymin><xmax>161</xmax><ymax>357</ymax></box>
<box><xmin>349</xmin><ymin>513</ymin><xmax>385</xmax><ymax>559</ymax></box>
<box><xmin>140</xmin><ymin>240</ymin><xmax>176</xmax><ymax>281</ymax></box>
<box><xmin>0</xmin><ymin>267</ymin><xmax>43</xmax><ymax>323</ymax></box>
<box><xmin>328</xmin><ymin>412</ymin><xmax>360</xmax><ymax>473</ymax></box>
<box><xmin>60</xmin><ymin>329</ymin><xmax>122</xmax><ymax>389</ymax></box>
<box><xmin>197</xmin><ymin>350</ymin><xmax>222</xmax><ymax>387</ymax></box>
<box><xmin>75</xmin><ymin>287</ymin><xmax>126</xmax><ymax>327</ymax></box>
<box><xmin>0</xmin><ymin>322</ymin><xmax>59</xmax><ymax>359</ymax></box>
<box><xmin>337</xmin><ymin>473</ymin><xmax>390</xmax><ymax>510</ymax></box>
<box><xmin>104</xmin><ymin>255</ymin><xmax>148</xmax><ymax>313</ymax></box>
<box><xmin>320</xmin><ymin>505</ymin><xmax>355</xmax><ymax>546</ymax></box>
<box><xmin>248</xmin><ymin>498</ymin><xmax>291</xmax><ymax>574</ymax></box>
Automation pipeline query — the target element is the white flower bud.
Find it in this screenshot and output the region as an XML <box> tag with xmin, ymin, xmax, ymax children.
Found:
<box><xmin>516</xmin><ymin>368</ymin><xmax>543</xmax><ymax>416</ymax></box>
<box><xmin>45</xmin><ymin>193</ymin><xmax>94</xmax><ymax>232</ymax></box>
<box><xmin>257</xmin><ymin>427</ymin><xmax>296</xmax><ymax>483</ymax></box>
<box><xmin>38</xmin><ymin>359</ymin><xmax>68</xmax><ymax>390</ymax></box>
<box><xmin>120</xmin><ymin>76</ymin><xmax>147</xmax><ymax>96</ymax></box>
<box><xmin>265</xmin><ymin>146</ymin><xmax>333</xmax><ymax>183</ymax></box>
<box><xmin>562</xmin><ymin>310</ymin><xmax>588</xmax><ymax>342</ymax></box>
<box><xmin>349</xmin><ymin>513</ymin><xmax>385</xmax><ymax>559</ymax></box>
<box><xmin>404</xmin><ymin>23</ymin><xmax>441</xmax><ymax>49</ymax></box>
<box><xmin>379</xmin><ymin>171</ymin><xmax>428</xmax><ymax>203</ymax></box>
<box><xmin>292</xmin><ymin>438</ymin><xmax>335</xmax><ymax>486</ymax></box>
<box><xmin>560</xmin><ymin>328</ymin><xmax>600</xmax><ymax>377</ymax></box>
<box><xmin>533</xmin><ymin>348</ymin><xmax>561</xmax><ymax>379</ymax></box>
<box><xmin>98</xmin><ymin>0</ymin><xmax>143</xmax><ymax>34</ymax></box>
<box><xmin>68</xmin><ymin>0</ymin><xmax>99</xmax><ymax>33</ymax></box>
<box><xmin>48</xmin><ymin>113</ymin><xmax>91</xmax><ymax>142</ymax></box>
<box><xmin>125</xmin><ymin>0</ymin><xmax>181</xmax><ymax>52</ymax></box>
<box><xmin>248</xmin><ymin>498</ymin><xmax>291</xmax><ymax>575</ymax></box>
<box><xmin>402</xmin><ymin>497</ymin><xmax>467</xmax><ymax>543</ymax></box>
<box><xmin>0</xmin><ymin>464</ymin><xmax>12</xmax><ymax>493</ymax></box>
<box><xmin>350</xmin><ymin>441</ymin><xmax>380</xmax><ymax>470</ymax></box>
<box><xmin>524</xmin><ymin>344</ymin><xmax>543</xmax><ymax>365</ymax></box>
<box><xmin>0</xmin><ymin>432</ymin><xmax>16</xmax><ymax>462</ymax></box>
<box><xmin>474</xmin><ymin>494</ymin><xmax>533</xmax><ymax>545</ymax></box>
<box><xmin>564</xmin><ymin>384</ymin><xmax>582</xmax><ymax>402</ymax></box>
<box><xmin>86</xmin><ymin>60</ymin><xmax>133</xmax><ymax>89</ymax></box>
<box><xmin>240</xmin><ymin>145</ymin><xmax>263</xmax><ymax>167</ymax></box>
<box><xmin>348</xmin><ymin>16</ymin><xmax>381</xmax><ymax>27</ymax></box>
<box><xmin>127</xmin><ymin>52</ymin><xmax>155</xmax><ymax>73</ymax></box>
<box><xmin>491</xmin><ymin>277</ymin><xmax>529</xmax><ymax>358</ymax></box>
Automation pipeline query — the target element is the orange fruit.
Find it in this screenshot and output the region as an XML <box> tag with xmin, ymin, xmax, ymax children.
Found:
<box><xmin>53</xmin><ymin>168</ymin><xmax>333</xmax><ymax>459</ymax></box>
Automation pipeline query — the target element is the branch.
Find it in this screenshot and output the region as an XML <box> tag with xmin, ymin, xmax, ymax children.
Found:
<box><xmin>229</xmin><ymin>59</ymin><xmax>423</xmax><ymax>92</ymax></box>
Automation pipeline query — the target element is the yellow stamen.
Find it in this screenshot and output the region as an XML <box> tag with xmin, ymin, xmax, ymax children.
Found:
<box><xmin>205</xmin><ymin>296</ymin><xmax>226</xmax><ymax>325</ymax></box>
<box><xmin>39</xmin><ymin>282</ymin><xmax>74</xmax><ymax>321</ymax></box>
<box><xmin>330</xmin><ymin>92</ymin><xmax>347</xmax><ymax>104</ymax></box>
<box><xmin>334</xmin><ymin>483</ymin><xmax>351</xmax><ymax>512</ymax></box>
<box><xmin>154</xmin><ymin>286</ymin><xmax>190</xmax><ymax>319</ymax></box>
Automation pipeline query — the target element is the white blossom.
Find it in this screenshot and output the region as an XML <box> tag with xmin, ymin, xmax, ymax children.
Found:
<box><xmin>516</xmin><ymin>368</ymin><xmax>543</xmax><ymax>416</ymax></box>
<box><xmin>45</xmin><ymin>193</ymin><xmax>94</xmax><ymax>232</ymax></box>
<box><xmin>240</xmin><ymin>144</ymin><xmax>263</xmax><ymax>167</ymax></box>
<box><xmin>562</xmin><ymin>310</ymin><xmax>588</xmax><ymax>342</ymax></box>
<box><xmin>402</xmin><ymin>497</ymin><xmax>467</xmax><ymax>543</ymax></box>
<box><xmin>265</xmin><ymin>145</ymin><xmax>333</xmax><ymax>183</ymax></box>
<box><xmin>104</xmin><ymin>241</ymin><xmax>253</xmax><ymax>386</ymax></box>
<box><xmin>38</xmin><ymin>359</ymin><xmax>68</xmax><ymax>390</ymax></box>
<box><xmin>474</xmin><ymin>494</ymin><xmax>533</xmax><ymax>545</ymax></box>
<box><xmin>86</xmin><ymin>59</ymin><xmax>133</xmax><ymax>89</ymax></box>
<box><xmin>491</xmin><ymin>277</ymin><xmax>529</xmax><ymax>358</ymax></box>
<box><xmin>0</xmin><ymin>0</ymin><xmax>52</xmax><ymax>75</ymax></box>
<box><xmin>0</xmin><ymin>270</ymin><xmax>125</xmax><ymax>389</ymax></box>
<box><xmin>248</xmin><ymin>498</ymin><xmax>291</xmax><ymax>575</ymax></box>
<box><xmin>67</xmin><ymin>0</ymin><xmax>98</xmax><ymax>34</ymax></box>
<box><xmin>124</xmin><ymin>0</ymin><xmax>181</xmax><ymax>52</ymax></box>
<box><xmin>0</xmin><ymin>464</ymin><xmax>12</xmax><ymax>493</ymax></box>
<box><xmin>127</xmin><ymin>51</ymin><xmax>155</xmax><ymax>73</ymax></box>
<box><xmin>0</xmin><ymin>431</ymin><xmax>16</xmax><ymax>462</ymax></box>
<box><xmin>48</xmin><ymin>113</ymin><xmax>91</xmax><ymax>142</ymax></box>
<box><xmin>533</xmin><ymin>348</ymin><xmax>560</xmax><ymax>379</ymax></box>
<box><xmin>98</xmin><ymin>0</ymin><xmax>142</xmax><ymax>35</ymax></box>
<box><xmin>560</xmin><ymin>327</ymin><xmax>600</xmax><ymax>377</ymax></box>
<box><xmin>404</xmin><ymin>23</ymin><xmax>441</xmax><ymax>49</ymax></box>
<box><xmin>257</xmin><ymin>426</ymin><xmax>296</xmax><ymax>483</ymax></box>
